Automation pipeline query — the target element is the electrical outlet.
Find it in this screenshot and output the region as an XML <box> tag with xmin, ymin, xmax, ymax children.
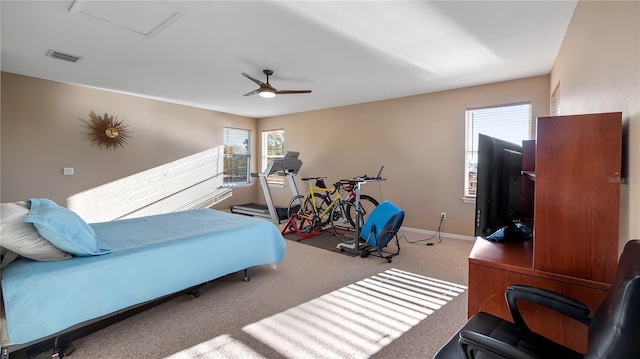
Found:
<box><xmin>441</xmin><ymin>212</ymin><xmax>446</xmax><ymax>220</ymax></box>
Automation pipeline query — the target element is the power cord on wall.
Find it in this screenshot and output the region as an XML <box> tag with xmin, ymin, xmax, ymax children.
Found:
<box><xmin>368</xmin><ymin>178</ymin><xmax>442</xmax><ymax>246</ymax></box>
<box><xmin>400</xmin><ymin>216</ymin><xmax>444</xmax><ymax>246</ymax></box>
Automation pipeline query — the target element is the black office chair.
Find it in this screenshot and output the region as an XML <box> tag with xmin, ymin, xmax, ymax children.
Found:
<box><xmin>434</xmin><ymin>239</ymin><xmax>640</xmax><ymax>359</ymax></box>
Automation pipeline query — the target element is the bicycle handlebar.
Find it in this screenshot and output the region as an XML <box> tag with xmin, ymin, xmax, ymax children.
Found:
<box><xmin>340</xmin><ymin>175</ymin><xmax>385</xmax><ymax>184</ymax></box>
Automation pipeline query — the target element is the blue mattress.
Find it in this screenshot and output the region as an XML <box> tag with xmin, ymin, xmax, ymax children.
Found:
<box><xmin>1</xmin><ymin>209</ymin><xmax>286</xmax><ymax>345</ymax></box>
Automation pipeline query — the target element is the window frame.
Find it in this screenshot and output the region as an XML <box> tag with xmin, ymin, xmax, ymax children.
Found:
<box><xmin>223</xmin><ymin>127</ymin><xmax>251</xmax><ymax>186</ymax></box>
<box><xmin>464</xmin><ymin>102</ymin><xmax>532</xmax><ymax>200</ymax></box>
<box><xmin>262</xmin><ymin>129</ymin><xmax>285</xmax><ymax>185</ymax></box>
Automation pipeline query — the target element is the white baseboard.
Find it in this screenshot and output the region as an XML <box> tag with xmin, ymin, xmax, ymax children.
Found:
<box><xmin>400</xmin><ymin>226</ymin><xmax>476</xmax><ymax>241</ymax></box>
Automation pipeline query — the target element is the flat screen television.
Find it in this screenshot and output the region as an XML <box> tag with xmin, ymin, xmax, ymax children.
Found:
<box><xmin>474</xmin><ymin>134</ymin><xmax>531</xmax><ymax>241</ymax></box>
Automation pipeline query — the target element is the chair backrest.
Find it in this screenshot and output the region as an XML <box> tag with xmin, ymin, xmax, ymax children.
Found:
<box><xmin>360</xmin><ymin>201</ymin><xmax>404</xmax><ymax>249</ymax></box>
<box><xmin>586</xmin><ymin>239</ymin><xmax>640</xmax><ymax>359</ymax></box>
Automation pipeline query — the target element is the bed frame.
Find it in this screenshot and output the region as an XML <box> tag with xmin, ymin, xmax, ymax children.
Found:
<box><xmin>2</xmin><ymin>272</ymin><xmax>251</xmax><ymax>359</ymax></box>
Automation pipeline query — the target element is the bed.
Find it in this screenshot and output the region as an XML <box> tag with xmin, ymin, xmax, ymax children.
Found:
<box><xmin>0</xmin><ymin>201</ymin><xmax>286</xmax><ymax>358</ymax></box>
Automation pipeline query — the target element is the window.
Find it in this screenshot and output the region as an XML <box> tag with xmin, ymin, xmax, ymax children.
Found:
<box><xmin>551</xmin><ymin>83</ymin><xmax>560</xmax><ymax>116</ymax></box>
<box><xmin>262</xmin><ymin>129</ymin><xmax>285</xmax><ymax>184</ymax></box>
<box><xmin>464</xmin><ymin>102</ymin><xmax>532</xmax><ymax>198</ymax></box>
<box><xmin>223</xmin><ymin>127</ymin><xmax>250</xmax><ymax>185</ymax></box>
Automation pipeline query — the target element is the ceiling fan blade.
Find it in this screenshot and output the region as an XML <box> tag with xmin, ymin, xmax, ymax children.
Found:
<box><xmin>243</xmin><ymin>89</ymin><xmax>260</xmax><ymax>96</ymax></box>
<box><xmin>275</xmin><ymin>89</ymin><xmax>312</xmax><ymax>95</ymax></box>
<box><xmin>241</xmin><ymin>72</ymin><xmax>267</xmax><ymax>87</ymax></box>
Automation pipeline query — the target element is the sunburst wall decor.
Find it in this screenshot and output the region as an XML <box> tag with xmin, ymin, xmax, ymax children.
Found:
<box><xmin>86</xmin><ymin>112</ymin><xmax>131</xmax><ymax>150</ymax></box>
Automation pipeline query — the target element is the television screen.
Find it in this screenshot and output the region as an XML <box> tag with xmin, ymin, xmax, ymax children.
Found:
<box><xmin>474</xmin><ymin>134</ymin><xmax>531</xmax><ymax>241</ymax></box>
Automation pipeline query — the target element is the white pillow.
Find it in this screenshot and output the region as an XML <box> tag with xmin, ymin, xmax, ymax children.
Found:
<box><xmin>0</xmin><ymin>202</ymin><xmax>72</xmax><ymax>262</ymax></box>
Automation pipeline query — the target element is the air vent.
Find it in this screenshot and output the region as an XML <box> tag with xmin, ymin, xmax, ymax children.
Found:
<box><xmin>45</xmin><ymin>50</ymin><xmax>83</xmax><ymax>63</ymax></box>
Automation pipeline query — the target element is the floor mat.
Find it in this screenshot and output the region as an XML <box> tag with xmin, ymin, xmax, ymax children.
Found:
<box><xmin>283</xmin><ymin>231</ymin><xmax>359</xmax><ymax>257</ymax></box>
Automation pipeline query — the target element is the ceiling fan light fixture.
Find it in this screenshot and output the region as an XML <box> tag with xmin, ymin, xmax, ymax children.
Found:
<box><xmin>242</xmin><ymin>70</ymin><xmax>311</xmax><ymax>98</ymax></box>
<box><xmin>259</xmin><ymin>88</ymin><xmax>276</xmax><ymax>98</ymax></box>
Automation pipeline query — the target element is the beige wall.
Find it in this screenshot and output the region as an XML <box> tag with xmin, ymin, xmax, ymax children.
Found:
<box><xmin>1</xmin><ymin>72</ymin><xmax>548</xmax><ymax>236</ymax></box>
<box><xmin>258</xmin><ymin>76</ymin><xmax>550</xmax><ymax>236</ymax></box>
<box><xmin>550</xmin><ymin>0</ymin><xmax>640</xmax><ymax>250</ymax></box>
<box><xmin>0</xmin><ymin>73</ymin><xmax>258</xmax><ymax>211</ymax></box>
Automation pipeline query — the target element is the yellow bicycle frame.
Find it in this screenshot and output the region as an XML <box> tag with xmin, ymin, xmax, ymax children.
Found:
<box><xmin>297</xmin><ymin>185</ymin><xmax>342</xmax><ymax>223</ymax></box>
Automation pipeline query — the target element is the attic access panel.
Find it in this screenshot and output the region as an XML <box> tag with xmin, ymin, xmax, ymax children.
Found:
<box><xmin>69</xmin><ymin>0</ymin><xmax>184</xmax><ymax>38</ymax></box>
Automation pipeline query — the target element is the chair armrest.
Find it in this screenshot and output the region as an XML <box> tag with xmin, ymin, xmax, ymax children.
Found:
<box><xmin>458</xmin><ymin>330</ymin><xmax>539</xmax><ymax>359</ymax></box>
<box><xmin>505</xmin><ymin>285</ymin><xmax>592</xmax><ymax>332</ymax></box>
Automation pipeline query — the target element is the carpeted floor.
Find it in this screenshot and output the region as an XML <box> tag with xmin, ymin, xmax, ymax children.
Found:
<box><xmin>26</xmin><ymin>229</ymin><xmax>474</xmax><ymax>359</ymax></box>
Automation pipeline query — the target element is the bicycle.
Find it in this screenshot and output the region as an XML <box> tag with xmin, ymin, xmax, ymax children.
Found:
<box><xmin>329</xmin><ymin>178</ymin><xmax>381</xmax><ymax>244</ymax></box>
<box><xmin>287</xmin><ymin>177</ymin><xmax>379</xmax><ymax>235</ymax></box>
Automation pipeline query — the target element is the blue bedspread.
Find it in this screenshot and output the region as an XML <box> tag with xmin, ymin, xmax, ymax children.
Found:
<box><xmin>1</xmin><ymin>209</ymin><xmax>286</xmax><ymax>345</ymax></box>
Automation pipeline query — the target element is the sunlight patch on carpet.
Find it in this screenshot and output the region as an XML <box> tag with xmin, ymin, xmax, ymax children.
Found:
<box><xmin>242</xmin><ymin>268</ymin><xmax>467</xmax><ymax>359</ymax></box>
<box><xmin>164</xmin><ymin>334</ymin><xmax>267</xmax><ymax>359</ymax></box>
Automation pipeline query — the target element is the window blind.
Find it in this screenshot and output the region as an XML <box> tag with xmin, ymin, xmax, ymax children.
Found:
<box><xmin>551</xmin><ymin>83</ymin><xmax>560</xmax><ymax>116</ymax></box>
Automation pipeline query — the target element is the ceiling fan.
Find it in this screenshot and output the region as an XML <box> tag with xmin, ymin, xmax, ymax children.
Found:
<box><xmin>242</xmin><ymin>70</ymin><xmax>311</xmax><ymax>98</ymax></box>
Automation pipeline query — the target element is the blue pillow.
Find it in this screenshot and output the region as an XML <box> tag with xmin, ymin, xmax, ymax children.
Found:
<box><xmin>24</xmin><ymin>198</ymin><xmax>110</xmax><ymax>256</ymax></box>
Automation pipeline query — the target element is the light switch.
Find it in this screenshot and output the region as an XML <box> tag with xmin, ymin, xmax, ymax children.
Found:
<box><xmin>63</xmin><ymin>167</ymin><xmax>74</xmax><ymax>175</ymax></box>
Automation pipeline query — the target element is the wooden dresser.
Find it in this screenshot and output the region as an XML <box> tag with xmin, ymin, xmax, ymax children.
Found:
<box><xmin>467</xmin><ymin>112</ymin><xmax>622</xmax><ymax>353</ymax></box>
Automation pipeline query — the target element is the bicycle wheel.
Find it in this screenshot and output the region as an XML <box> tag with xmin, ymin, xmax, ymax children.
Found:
<box><xmin>304</xmin><ymin>193</ymin><xmax>332</xmax><ymax>227</ymax></box>
<box><xmin>286</xmin><ymin>194</ymin><xmax>313</xmax><ymax>233</ymax></box>
<box><xmin>287</xmin><ymin>195</ymin><xmax>305</xmax><ymax>218</ymax></box>
<box><xmin>347</xmin><ymin>194</ymin><xmax>379</xmax><ymax>227</ymax></box>
<box><xmin>331</xmin><ymin>201</ymin><xmax>358</xmax><ymax>244</ymax></box>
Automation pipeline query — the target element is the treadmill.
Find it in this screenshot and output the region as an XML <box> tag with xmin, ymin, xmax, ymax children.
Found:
<box><xmin>230</xmin><ymin>151</ymin><xmax>302</xmax><ymax>223</ymax></box>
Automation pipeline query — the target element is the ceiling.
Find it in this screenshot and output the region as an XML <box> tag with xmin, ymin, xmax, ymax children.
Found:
<box><xmin>1</xmin><ymin>0</ymin><xmax>578</xmax><ymax>119</ymax></box>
